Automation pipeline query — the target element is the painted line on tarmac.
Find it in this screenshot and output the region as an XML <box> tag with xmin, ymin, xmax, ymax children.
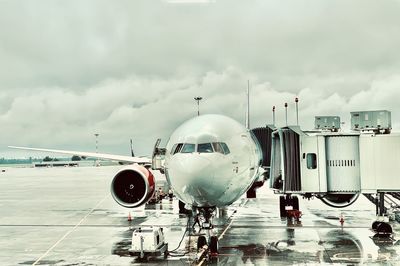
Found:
<box><xmin>32</xmin><ymin>195</ymin><xmax>109</xmax><ymax>266</ymax></box>
<box><xmin>197</xmin><ymin>199</ymin><xmax>250</xmax><ymax>266</ymax></box>
<box><xmin>219</xmin><ymin>199</ymin><xmax>248</xmax><ymax>241</ymax></box>
<box><xmin>0</xmin><ymin>224</ymin><xmax>372</xmax><ymax>229</ymax></box>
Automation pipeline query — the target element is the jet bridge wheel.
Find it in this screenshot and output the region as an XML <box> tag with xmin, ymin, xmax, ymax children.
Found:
<box><xmin>375</xmin><ymin>222</ymin><xmax>393</xmax><ymax>235</ymax></box>
<box><xmin>372</xmin><ymin>221</ymin><xmax>379</xmax><ymax>231</ymax></box>
<box><xmin>209</xmin><ymin>236</ymin><xmax>218</xmax><ymax>254</ymax></box>
<box><xmin>197</xmin><ymin>235</ymin><xmax>207</xmax><ymax>251</ymax></box>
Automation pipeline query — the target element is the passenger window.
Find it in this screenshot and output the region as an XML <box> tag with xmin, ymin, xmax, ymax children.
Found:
<box><xmin>181</xmin><ymin>143</ymin><xmax>195</xmax><ymax>153</ymax></box>
<box><xmin>220</xmin><ymin>142</ymin><xmax>230</xmax><ymax>154</ymax></box>
<box><xmin>197</xmin><ymin>143</ymin><xmax>213</xmax><ymax>153</ymax></box>
<box><xmin>212</xmin><ymin>143</ymin><xmax>224</xmax><ymax>154</ymax></box>
<box><xmin>307</xmin><ymin>153</ymin><xmax>317</xmax><ymax>169</ymax></box>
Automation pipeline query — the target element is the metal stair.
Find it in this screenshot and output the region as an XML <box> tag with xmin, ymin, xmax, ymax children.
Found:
<box><xmin>363</xmin><ymin>193</ymin><xmax>400</xmax><ymax>221</ymax></box>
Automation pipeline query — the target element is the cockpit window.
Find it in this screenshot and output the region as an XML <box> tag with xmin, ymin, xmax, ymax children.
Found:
<box><xmin>212</xmin><ymin>142</ymin><xmax>225</xmax><ymax>154</ymax></box>
<box><xmin>220</xmin><ymin>142</ymin><xmax>230</xmax><ymax>154</ymax></box>
<box><xmin>171</xmin><ymin>143</ymin><xmax>184</xmax><ymax>155</ymax></box>
<box><xmin>181</xmin><ymin>143</ymin><xmax>195</xmax><ymax>153</ymax></box>
<box><xmin>170</xmin><ymin>144</ymin><xmax>177</xmax><ymax>155</ymax></box>
<box><xmin>197</xmin><ymin>143</ymin><xmax>213</xmax><ymax>153</ymax></box>
<box><xmin>173</xmin><ymin>142</ymin><xmax>230</xmax><ymax>154</ymax></box>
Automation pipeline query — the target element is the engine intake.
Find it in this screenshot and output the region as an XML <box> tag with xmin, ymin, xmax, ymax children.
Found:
<box><xmin>111</xmin><ymin>165</ymin><xmax>155</xmax><ymax>208</ymax></box>
<box><xmin>319</xmin><ymin>193</ymin><xmax>360</xmax><ymax>208</ymax></box>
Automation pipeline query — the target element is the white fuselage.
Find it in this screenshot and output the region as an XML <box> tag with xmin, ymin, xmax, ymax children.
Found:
<box><xmin>164</xmin><ymin>114</ymin><xmax>261</xmax><ymax>208</ymax></box>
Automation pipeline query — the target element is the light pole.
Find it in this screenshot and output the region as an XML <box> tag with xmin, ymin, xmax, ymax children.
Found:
<box><xmin>194</xmin><ymin>96</ymin><xmax>203</xmax><ymax>116</ymax></box>
<box><xmin>272</xmin><ymin>106</ymin><xmax>276</xmax><ymax>126</ymax></box>
<box><xmin>284</xmin><ymin>103</ymin><xmax>288</xmax><ymax>126</ymax></box>
<box><xmin>94</xmin><ymin>133</ymin><xmax>99</xmax><ymax>153</ymax></box>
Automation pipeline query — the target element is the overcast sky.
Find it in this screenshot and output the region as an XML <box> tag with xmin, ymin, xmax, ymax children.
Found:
<box><xmin>1</xmin><ymin>0</ymin><xmax>400</xmax><ymax>157</ymax></box>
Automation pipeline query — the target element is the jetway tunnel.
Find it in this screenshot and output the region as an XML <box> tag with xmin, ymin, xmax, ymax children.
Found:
<box><xmin>270</xmin><ymin>127</ymin><xmax>365</xmax><ymax>208</ymax></box>
<box><xmin>250</xmin><ymin>110</ymin><xmax>400</xmax><ymax>214</ymax></box>
<box><xmin>265</xmin><ymin>110</ymin><xmax>400</xmax><ymax>235</ymax></box>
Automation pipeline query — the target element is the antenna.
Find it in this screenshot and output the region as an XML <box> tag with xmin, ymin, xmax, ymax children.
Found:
<box><xmin>245</xmin><ymin>80</ymin><xmax>250</xmax><ymax>129</ymax></box>
<box><xmin>295</xmin><ymin>97</ymin><xmax>299</xmax><ymax>126</ymax></box>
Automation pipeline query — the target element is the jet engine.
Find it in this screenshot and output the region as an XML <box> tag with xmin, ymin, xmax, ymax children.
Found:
<box><xmin>319</xmin><ymin>193</ymin><xmax>360</xmax><ymax>208</ymax></box>
<box><xmin>111</xmin><ymin>165</ymin><xmax>155</xmax><ymax>208</ymax></box>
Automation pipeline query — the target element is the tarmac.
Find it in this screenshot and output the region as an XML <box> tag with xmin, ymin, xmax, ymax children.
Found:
<box><xmin>1</xmin><ymin>165</ymin><xmax>400</xmax><ymax>265</ymax></box>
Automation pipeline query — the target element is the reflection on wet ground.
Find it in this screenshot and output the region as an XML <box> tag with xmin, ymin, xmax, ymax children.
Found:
<box><xmin>1</xmin><ymin>166</ymin><xmax>400</xmax><ymax>265</ymax></box>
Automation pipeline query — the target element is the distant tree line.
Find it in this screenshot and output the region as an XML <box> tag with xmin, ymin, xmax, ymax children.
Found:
<box><xmin>0</xmin><ymin>155</ymin><xmax>83</xmax><ymax>164</ymax></box>
<box><xmin>43</xmin><ymin>155</ymin><xmax>82</xmax><ymax>161</ymax></box>
<box><xmin>71</xmin><ymin>155</ymin><xmax>81</xmax><ymax>161</ymax></box>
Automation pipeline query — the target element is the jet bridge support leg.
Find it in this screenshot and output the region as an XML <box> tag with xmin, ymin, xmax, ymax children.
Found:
<box><xmin>379</xmin><ymin>192</ymin><xmax>385</xmax><ymax>216</ymax></box>
<box><xmin>279</xmin><ymin>195</ymin><xmax>300</xmax><ymax>219</ymax></box>
<box><xmin>372</xmin><ymin>192</ymin><xmax>393</xmax><ymax>237</ymax></box>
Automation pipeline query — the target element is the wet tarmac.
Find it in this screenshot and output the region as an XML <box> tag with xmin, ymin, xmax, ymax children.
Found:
<box><xmin>1</xmin><ymin>166</ymin><xmax>400</xmax><ymax>265</ymax></box>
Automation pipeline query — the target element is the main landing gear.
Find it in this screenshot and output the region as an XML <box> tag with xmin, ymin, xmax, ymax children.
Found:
<box><xmin>195</xmin><ymin>207</ymin><xmax>219</xmax><ymax>254</ymax></box>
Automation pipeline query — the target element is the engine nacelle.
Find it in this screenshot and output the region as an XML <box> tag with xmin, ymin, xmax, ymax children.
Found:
<box><xmin>319</xmin><ymin>193</ymin><xmax>360</xmax><ymax>208</ymax></box>
<box><xmin>111</xmin><ymin>165</ymin><xmax>155</xmax><ymax>208</ymax></box>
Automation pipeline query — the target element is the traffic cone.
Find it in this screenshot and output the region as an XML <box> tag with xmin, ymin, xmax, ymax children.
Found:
<box><xmin>339</xmin><ymin>214</ymin><xmax>344</xmax><ymax>227</ymax></box>
<box><xmin>128</xmin><ymin>212</ymin><xmax>132</xmax><ymax>222</ymax></box>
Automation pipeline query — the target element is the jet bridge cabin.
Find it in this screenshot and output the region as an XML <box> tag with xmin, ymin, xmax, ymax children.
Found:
<box><xmin>270</xmin><ymin>127</ymin><xmax>400</xmax><ymax>207</ymax></box>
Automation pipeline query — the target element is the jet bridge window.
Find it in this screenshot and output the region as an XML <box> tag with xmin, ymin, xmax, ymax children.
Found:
<box><xmin>181</xmin><ymin>143</ymin><xmax>195</xmax><ymax>153</ymax></box>
<box><xmin>307</xmin><ymin>153</ymin><xmax>317</xmax><ymax>169</ymax></box>
<box><xmin>197</xmin><ymin>143</ymin><xmax>213</xmax><ymax>153</ymax></box>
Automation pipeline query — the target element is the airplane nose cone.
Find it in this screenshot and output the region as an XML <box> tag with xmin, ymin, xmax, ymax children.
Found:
<box><xmin>169</xmin><ymin>154</ymin><xmax>214</xmax><ymax>184</ymax></box>
<box><xmin>166</xmin><ymin>154</ymin><xmax>218</xmax><ymax>206</ymax></box>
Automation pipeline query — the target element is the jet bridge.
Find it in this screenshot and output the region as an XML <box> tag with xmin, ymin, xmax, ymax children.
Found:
<box><xmin>270</xmin><ymin>110</ymin><xmax>400</xmax><ymax>209</ymax></box>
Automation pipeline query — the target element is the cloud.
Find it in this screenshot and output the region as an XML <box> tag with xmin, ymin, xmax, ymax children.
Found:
<box><xmin>1</xmin><ymin>1</ymin><xmax>400</xmax><ymax>157</ymax></box>
<box><xmin>3</xmin><ymin>67</ymin><xmax>400</xmax><ymax>157</ymax></box>
<box><xmin>1</xmin><ymin>0</ymin><xmax>400</xmax><ymax>90</ymax></box>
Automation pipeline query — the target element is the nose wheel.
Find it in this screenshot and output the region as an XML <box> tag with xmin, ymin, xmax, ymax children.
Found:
<box><xmin>197</xmin><ymin>235</ymin><xmax>207</xmax><ymax>250</ymax></box>
<box><xmin>209</xmin><ymin>236</ymin><xmax>218</xmax><ymax>254</ymax></box>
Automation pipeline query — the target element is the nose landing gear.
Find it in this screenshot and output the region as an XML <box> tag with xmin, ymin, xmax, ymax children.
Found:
<box><xmin>194</xmin><ymin>207</ymin><xmax>219</xmax><ymax>254</ymax></box>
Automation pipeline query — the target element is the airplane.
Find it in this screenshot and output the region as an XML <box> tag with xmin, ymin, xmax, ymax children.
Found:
<box><xmin>9</xmin><ymin>113</ymin><xmax>264</xmax><ymax>253</ymax></box>
<box><xmin>12</xmin><ymin>88</ymin><xmax>399</xmax><ymax>255</ymax></box>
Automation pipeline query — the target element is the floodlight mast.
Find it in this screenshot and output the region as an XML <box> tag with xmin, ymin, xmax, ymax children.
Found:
<box><xmin>284</xmin><ymin>103</ymin><xmax>288</xmax><ymax>126</ymax></box>
<box><xmin>295</xmin><ymin>97</ymin><xmax>299</xmax><ymax>126</ymax></box>
<box><xmin>194</xmin><ymin>96</ymin><xmax>203</xmax><ymax>116</ymax></box>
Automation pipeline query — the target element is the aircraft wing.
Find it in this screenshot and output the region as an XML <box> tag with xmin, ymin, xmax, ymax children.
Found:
<box><xmin>8</xmin><ymin>146</ymin><xmax>151</xmax><ymax>164</ymax></box>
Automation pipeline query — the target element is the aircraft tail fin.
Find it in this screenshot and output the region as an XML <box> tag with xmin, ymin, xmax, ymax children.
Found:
<box><xmin>130</xmin><ymin>139</ymin><xmax>135</xmax><ymax>157</ymax></box>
